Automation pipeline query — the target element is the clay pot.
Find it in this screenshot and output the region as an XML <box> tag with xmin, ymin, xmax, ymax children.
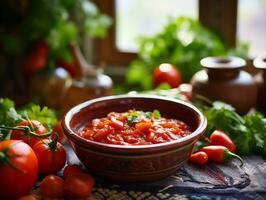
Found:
<box><xmin>62</xmin><ymin>95</ymin><xmax>207</xmax><ymax>182</ymax></box>
<box><xmin>190</xmin><ymin>56</ymin><xmax>257</xmax><ymax>114</ymax></box>
<box><xmin>253</xmin><ymin>57</ymin><xmax>266</xmax><ymax>114</ymax></box>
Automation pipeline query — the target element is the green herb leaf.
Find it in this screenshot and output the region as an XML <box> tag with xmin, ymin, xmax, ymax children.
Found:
<box><xmin>19</xmin><ymin>104</ymin><xmax>57</xmax><ymax>131</ymax></box>
<box><xmin>152</xmin><ymin>109</ymin><xmax>161</xmax><ymax>119</ymax></box>
<box><xmin>127</xmin><ymin>112</ymin><xmax>141</xmax><ymax>125</ymax></box>
<box><xmin>144</xmin><ymin>112</ymin><xmax>152</xmax><ymax>118</ymax></box>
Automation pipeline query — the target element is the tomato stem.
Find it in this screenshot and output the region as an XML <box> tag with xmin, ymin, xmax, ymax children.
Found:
<box><xmin>224</xmin><ymin>149</ymin><xmax>243</xmax><ymax>166</ymax></box>
<box><xmin>0</xmin><ymin>125</ymin><xmax>52</xmax><ymax>138</ymax></box>
<box><xmin>48</xmin><ymin>133</ymin><xmax>59</xmax><ymax>152</ymax></box>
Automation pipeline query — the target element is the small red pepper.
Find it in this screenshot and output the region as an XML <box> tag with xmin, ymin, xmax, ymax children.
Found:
<box><xmin>200</xmin><ymin>145</ymin><xmax>243</xmax><ymax>166</ymax></box>
<box><xmin>209</xmin><ymin>130</ymin><xmax>236</xmax><ymax>153</ymax></box>
<box><xmin>189</xmin><ymin>151</ymin><xmax>208</xmax><ymax>166</ymax></box>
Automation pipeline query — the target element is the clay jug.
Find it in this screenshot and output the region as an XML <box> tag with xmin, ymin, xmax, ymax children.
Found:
<box><xmin>62</xmin><ymin>44</ymin><xmax>113</xmax><ymax>113</ymax></box>
<box><xmin>253</xmin><ymin>57</ymin><xmax>266</xmax><ymax>114</ymax></box>
<box><xmin>190</xmin><ymin>56</ymin><xmax>257</xmax><ymax>114</ymax></box>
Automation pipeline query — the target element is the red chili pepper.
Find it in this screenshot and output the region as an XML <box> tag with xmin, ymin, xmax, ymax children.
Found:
<box><xmin>200</xmin><ymin>145</ymin><xmax>243</xmax><ymax>166</ymax></box>
<box><xmin>209</xmin><ymin>130</ymin><xmax>236</xmax><ymax>153</ymax></box>
<box><xmin>189</xmin><ymin>151</ymin><xmax>208</xmax><ymax>166</ymax></box>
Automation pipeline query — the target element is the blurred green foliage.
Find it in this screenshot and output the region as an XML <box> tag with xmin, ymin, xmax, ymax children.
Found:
<box><xmin>125</xmin><ymin>17</ymin><xmax>248</xmax><ymax>91</ymax></box>
<box><xmin>1</xmin><ymin>0</ymin><xmax>111</xmax><ymax>62</ymax></box>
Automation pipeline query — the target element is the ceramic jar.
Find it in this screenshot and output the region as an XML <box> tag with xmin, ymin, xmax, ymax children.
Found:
<box><xmin>253</xmin><ymin>57</ymin><xmax>266</xmax><ymax>114</ymax></box>
<box><xmin>190</xmin><ymin>56</ymin><xmax>257</xmax><ymax>114</ymax></box>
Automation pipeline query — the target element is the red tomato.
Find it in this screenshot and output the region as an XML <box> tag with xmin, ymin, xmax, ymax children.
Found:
<box><xmin>33</xmin><ymin>139</ymin><xmax>66</xmax><ymax>174</ymax></box>
<box><xmin>23</xmin><ymin>40</ymin><xmax>49</xmax><ymax>75</ymax></box>
<box><xmin>189</xmin><ymin>151</ymin><xmax>208</xmax><ymax>166</ymax></box>
<box><xmin>11</xmin><ymin>119</ymin><xmax>48</xmax><ymax>147</ymax></box>
<box><xmin>40</xmin><ymin>175</ymin><xmax>64</xmax><ymax>198</ymax></box>
<box><xmin>153</xmin><ymin>63</ymin><xmax>182</xmax><ymax>88</ymax></box>
<box><xmin>64</xmin><ymin>173</ymin><xmax>95</xmax><ymax>198</ymax></box>
<box><xmin>17</xmin><ymin>195</ymin><xmax>37</xmax><ymax>200</ymax></box>
<box><xmin>0</xmin><ymin>140</ymin><xmax>38</xmax><ymax>199</ymax></box>
<box><xmin>63</xmin><ymin>164</ymin><xmax>83</xmax><ymax>179</ymax></box>
<box><xmin>52</xmin><ymin>119</ymin><xmax>66</xmax><ymax>143</ymax></box>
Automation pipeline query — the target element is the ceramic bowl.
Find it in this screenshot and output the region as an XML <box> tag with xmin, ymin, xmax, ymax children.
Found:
<box><xmin>62</xmin><ymin>95</ymin><xmax>207</xmax><ymax>182</ymax></box>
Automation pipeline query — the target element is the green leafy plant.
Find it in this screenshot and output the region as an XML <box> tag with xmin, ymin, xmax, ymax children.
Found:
<box><xmin>0</xmin><ymin>98</ymin><xmax>57</xmax><ymax>140</ymax></box>
<box><xmin>1</xmin><ymin>0</ymin><xmax>111</xmax><ymax>64</ymax></box>
<box><xmin>126</xmin><ymin>17</ymin><xmax>248</xmax><ymax>91</ymax></box>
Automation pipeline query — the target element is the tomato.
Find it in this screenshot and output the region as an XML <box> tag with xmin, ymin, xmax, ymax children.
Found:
<box><xmin>63</xmin><ymin>164</ymin><xmax>83</xmax><ymax>179</ymax></box>
<box><xmin>40</xmin><ymin>175</ymin><xmax>64</xmax><ymax>198</ymax></box>
<box><xmin>33</xmin><ymin>138</ymin><xmax>66</xmax><ymax>174</ymax></box>
<box><xmin>52</xmin><ymin>119</ymin><xmax>66</xmax><ymax>143</ymax></box>
<box><xmin>64</xmin><ymin>173</ymin><xmax>95</xmax><ymax>198</ymax></box>
<box><xmin>23</xmin><ymin>40</ymin><xmax>49</xmax><ymax>75</ymax></box>
<box><xmin>189</xmin><ymin>151</ymin><xmax>208</xmax><ymax>166</ymax></box>
<box><xmin>17</xmin><ymin>195</ymin><xmax>37</xmax><ymax>200</ymax></box>
<box><xmin>11</xmin><ymin>120</ymin><xmax>48</xmax><ymax>147</ymax></box>
<box><xmin>153</xmin><ymin>63</ymin><xmax>182</xmax><ymax>88</ymax></box>
<box><xmin>0</xmin><ymin>140</ymin><xmax>38</xmax><ymax>199</ymax></box>
<box><xmin>209</xmin><ymin>130</ymin><xmax>236</xmax><ymax>153</ymax></box>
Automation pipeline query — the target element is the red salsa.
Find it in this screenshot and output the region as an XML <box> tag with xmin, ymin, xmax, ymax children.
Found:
<box><xmin>79</xmin><ymin>109</ymin><xmax>191</xmax><ymax>145</ymax></box>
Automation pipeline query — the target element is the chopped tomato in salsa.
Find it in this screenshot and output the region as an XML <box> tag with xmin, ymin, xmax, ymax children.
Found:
<box><xmin>79</xmin><ymin>110</ymin><xmax>191</xmax><ymax>145</ymax></box>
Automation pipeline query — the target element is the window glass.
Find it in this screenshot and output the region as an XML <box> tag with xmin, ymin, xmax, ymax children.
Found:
<box><xmin>115</xmin><ymin>0</ymin><xmax>198</xmax><ymax>52</ymax></box>
<box><xmin>238</xmin><ymin>0</ymin><xmax>266</xmax><ymax>57</ymax></box>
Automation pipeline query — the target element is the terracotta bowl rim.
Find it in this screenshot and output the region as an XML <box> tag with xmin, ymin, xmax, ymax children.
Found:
<box><xmin>62</xmin><ymin>94</ymin><xmax>207</xmax><ymax>151</ymax></box>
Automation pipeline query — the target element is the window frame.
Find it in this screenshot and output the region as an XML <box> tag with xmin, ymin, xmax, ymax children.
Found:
<box><xmin>93</xmin><ymin>0</ymin><xmax>237</xmax><ymax>66</ymax></box>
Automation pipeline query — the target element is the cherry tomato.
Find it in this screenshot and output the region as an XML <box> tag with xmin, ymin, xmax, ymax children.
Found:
<box><xmin>40</xmin><ymin>175</ymin><xmax>64</xmax><ymax>198</ymax></box>
<box><xmin>17</xmin><ymin>195</ymin><xmax>37</xmax><ymax>200</ymax></box>
<box><xmin>63</xmin><ymin>164</ymin><xmax>83</xmax><ymax>179</ymax></box>
<box><xmin>209</xmin><ymin>130</ymin><xmax>236</xmax><ymax>153</ymax></box>
<box><xmin>64</xmin><ymin>173</ymin><xmax>95</xmax><ymax>198</ymax></box>
<box><xmin>153</xmin><ymin>63</ymin><xmax>182</xmax><ymax>88</ymax></box>
<box><xmin>189</xmin><ymin>151</ymin><xmax>208</xmax><ymax>166</ymax></box>
<box><xmin>11</xmin><ymin>119</ymin><xmax>48</xmax><ymax>147</ymax></box>
<box><xmin>23</xmin><ymin>40</ymin><xmax>49</xmax><ymax>75</ymax></box>
<box><xmin>33</xmin><ymin>138</ymin><xmax>66</xmax><ymax>174</ymax></box>
<box><xmin>52</xmin><ymin>119</ymin><xmax>66</xmax><ymax>143</ymax></box>
<box><xmin>0</xmin><ymin>140</ymin><xmax>38</xmax><ymax>199</ymax></box>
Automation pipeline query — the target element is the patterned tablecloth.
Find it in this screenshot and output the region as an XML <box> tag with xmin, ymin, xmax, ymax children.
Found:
<box><xmin>33</xmin><ymin>145</ymin><xmax>266</xmax><ymax>200</ymax></box>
